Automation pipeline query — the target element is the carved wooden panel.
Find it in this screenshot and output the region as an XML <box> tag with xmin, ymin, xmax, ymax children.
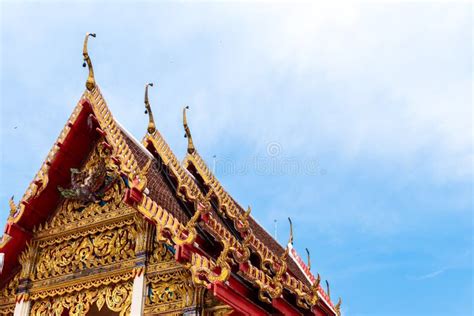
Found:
<box><xmin>30</xmin><ymin>280</ymin><xmax>132</xmax><ymax>316</ymax></box>
<box><xmin>0</xmin><ymin>271</ymin><xmax>18</xmax><ymax>315</ymax></box>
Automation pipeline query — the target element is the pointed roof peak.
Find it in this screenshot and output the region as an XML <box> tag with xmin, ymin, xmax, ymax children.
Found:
<box><xmin>144</xmin><ymin>82</ymin><xmax>156</xmax><ymax>135</ymax></box>
<box><xmin>183</xmin><ymin>106</ymin><xmax>195</xmax><ymax>154</ymax></box>
<box><xmin>82</xmin><ymin>32</ymin><xmax>96</xmax><ymax>91</ymax></box>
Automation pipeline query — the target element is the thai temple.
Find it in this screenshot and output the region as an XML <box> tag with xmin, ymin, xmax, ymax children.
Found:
<box><xmin>0</xmin><ymin>33</ymin><xmax>341</xmax><ymax>316</ymax></box>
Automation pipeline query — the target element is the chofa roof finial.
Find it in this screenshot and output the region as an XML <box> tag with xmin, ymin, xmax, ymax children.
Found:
<box><xmin>8</xmin><ymin>195</ymin><xmax>16</xmax><ymax>217</ymax></box>
<box><xmin>82</xmin><ymin>32</ymin><xmax>96</xmax><ymax>91</ymax></box>
<box><xmin>305</xmin><ymin>247</ymin><xmax>311</xmax><ymax>271</ymax></box>
<box><xmin>288</xmin><ymin>217</ymin><xmax>294</xmax><ymax>245</ymax></box>
<box><xmin>335</xmin><ymin>297</ymin><xmax>342</xmax><ymax>316</ymax></box>
<box><xmin>183</xmin><ymin>106</ymin><xmax>195</xmax><ymax>154</ymax></box>
<box><xmin>144</xmin><ymin>83</ymin><xmax>156</xmax><ymax>134</ymax></box>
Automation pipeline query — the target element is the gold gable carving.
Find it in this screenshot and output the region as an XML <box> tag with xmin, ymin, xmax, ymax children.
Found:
<box><xmin>33</xmin><ymin>222</ymin><xmax>137</xmax><ymax>281</ymax></box>
<box><xmin>0</xmin><ymin>271</ymin><xmax>19</xmax><ymax>315</ymax></box>
<box><xmin>47</xmin><ymin>143</ymin><xmax>125</xmax><ymax>229</ymax></box>
<box><xmin>30</xmin><ymin>280</ymin><xmax>132</xmax><ymax>316</ymax></box>
<box><xmin>145</xmin><ymin>269</ymin><xmax>194</xmax><ymax>314</ymax></box>
<box><xmin>4</xmin><ymin>140</ymin><xmax>140</xmax><ymax>315</ymax></box>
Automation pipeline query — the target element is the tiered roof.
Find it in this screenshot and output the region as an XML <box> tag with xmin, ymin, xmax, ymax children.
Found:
<box><xmin>0</xmin><ymin>33</ymin><xmax>341</xmax><ymax>316</ymax></box>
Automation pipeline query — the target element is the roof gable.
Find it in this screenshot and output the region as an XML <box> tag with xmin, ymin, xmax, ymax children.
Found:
<box><xmin>0</xmin><ymin>87</ymin><xmax>142</xmax><ymax>280</ymax></box>
<box><xmin>0</xmin><ymin>33</ymin><xmax>340</xmax><ymax>314</ymax></box>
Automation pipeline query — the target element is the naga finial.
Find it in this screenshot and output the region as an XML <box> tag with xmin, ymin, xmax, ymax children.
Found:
<box><xmin>335</xmin><ymin>297</ymin><xmax>342</xmax><ymax>315</ymax></box>
<box><xmin>8</xmin><ymin>196</ymin><xmax>16</xmax><ymax>217</ymax></box>
<box><xmin>144</xmin><ymin>83</ymin><xmax>156</xmax><ymax>134</ymax></box>
<box><xmin>314</xmin><ymin>273</ymin><xmax>321</xmax><ymax>288</ymax></box>
<box><xmin>305</xmin><ymin>248</ymin><xmax>311</xmax><ymax>271</ymax></box>
<box><xmin>183</xmin><ymin>106</ymin><xmax>195</xmax><ymax>154</ymax></box>
<box><xmin>288</xmin><ymin>217</ymin><xmax>294</xmax><ymax>245</ymax></box>
<box><xmin>82</xmin><ymin>32</ymin><xmax>96</xmax><ymax>91</ymax></box>
<box><xmin>244</xmin><ymin>205</ymin><xmax>251</xmax><ymax>219</ymax></box>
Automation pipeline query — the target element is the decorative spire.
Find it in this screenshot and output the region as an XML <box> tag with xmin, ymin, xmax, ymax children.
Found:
<box><xmin>183</xmin><ymin>106</ymin><xmax>195</xmax><ymax>154</ymax></box>
<box><xmin>288</xmin><ymin>217</ymin><xmax>294</xmax><ymax>245</ymax></box>
<box><xmin>335</xmin><ymin>297</ymin><xmax>342</xmax><ymax>315</ymax></box>
<box><xmin>8</xmin><ymin>196</ymin><xmax>16</xmax><ymax>217</ymax></box>
<box><xmin>244</xmin><ymin>205</ymin><xmax>251</xmax><ymax>219</ymax></box>
<box><xmin>305</xmin><ymin>247</ymin><xmax>311</xmax><ymax>271</ymax></box>
<box><xmin>144</xmin><ymin>83</ymin><xmax>156</xmax><ymax>134</ymax></box>
<box><xmin>82</xmin><ymin>32</ymin><xmax>96</xmax><ymax>91</ymax></box>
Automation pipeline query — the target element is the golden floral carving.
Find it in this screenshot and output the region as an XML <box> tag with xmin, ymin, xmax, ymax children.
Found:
<box><xmin>171</xmin><ymin>198</ymin><xmax>208</xmax><ymax>247</ymax></box>
<box><xmin>187</xmin><ymin>252</ymin><xmax>229</xmax><ymax>286</ymax></box>
<box><xmin>0</xmin><ymin>304</ymin><xmax>15</xmax><ymax>315</ymax></box>
<box><xmin>29</xmin><ymin>269</ymin><xmax>135</xmax><ymax>301</ymax></box>
<box><xmin>30</xmin><ymin>281</ymin><xmax>132</xmax><ymax>316</ymax></box>
<box><xmin>0</xmin><ymin>272</ymin><xmax>19</xmax><ymax>300</ymax></box>
<box><xmin>134</xmin><ymin>215</ymin><xmax>150</xmax><ymax>256</ymax></box>
<box><xmin>37</xmin><ymin>147</ymin><xmax>126</xmax><ymax>235</ymax></box>
<box><xmin>58</xmin><ymin>141</ymin><xmax>120</xmax><ymax>203</ymax></box>
<box><xmin>33</xmin><ymin>225</ymin><xmax>136</xmax><ymax>281</ymax></box>
<box><xmin>181</xmin><ymin>141</ymin><xmax>288</xmax><ymax>275</ymax></box>
<box><xmin>149</xmin><ymin>241</ymin><xmax>175</xmax><ymax>265</ymax></box>
<box><xmin>19</xmin><ymin>242</ymin><xmax>37</xmax><ymax>280</ymax></box>
<box><xmin>145</xmin><ymin>269</ymin><xmax>194</xmax><ymax>313</ymax></box>
<box><xmin>0</xmin><ymin>271</ymin><xmax>19</xmax><ymax>312</ymax></box>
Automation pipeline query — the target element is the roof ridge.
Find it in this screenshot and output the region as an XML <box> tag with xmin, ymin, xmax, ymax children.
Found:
<box><xmin>115</xmin><ymin>120</ymin><xmax>154</xmax><ymax>161</ymax></box>
<box><xmin>143</xmin><ymin>131</ymin><xmax>203</xmax><ymax>201</ymax></box>
<box><xmin>86</xmin><ymin>87</ymin><xmax>140</xmax><ymax>175</ymax></box>
<box><xmin>183</xmin><ymin>151</ymin><xmax>282</xmax><ymax>263</ymax></box>
<box><xmin>2</xmin><ymin>85</ymin><xmax>145</xmax><ymax>245</ymax></box>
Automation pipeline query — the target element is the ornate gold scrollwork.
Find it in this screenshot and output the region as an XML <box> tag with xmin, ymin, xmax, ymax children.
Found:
<box><xmin>298</xmin><ymin>273</ymin><xmax>320</xmax><ymax>308</ymax></box>
<box><xmin>133</xmin><ymin>158</ymin><xmax>152</xmax><ymax>194</ymax></box>
<box><xmin>32</xmin><ymin>144</ymin><xmax>128</xmax><ymax>239</ymax></box>
<box><xmin>268</xmin><ymin>248</ymin><xmax>288</xmax><ymax>300</ymax></box>
<box><xmin>145</xmin><ymin>269</ymin><xmax>194</xmax><ymax>314</ymax></box>
<box><xmin>172</xmin><ymin>197</ymin><xmax>209</xmax><ymax>247</ymax></box>
<box><xmin>186</xmin><ymin>246</ymin><xmax>230</xmax><ymax>288</ymax></box>
<box><xmin>33</xmin><ymin>223</ymin><xmax>136</xmax><ymax>281</ymax></box>
<box><xmin>134</xmin><ymin>214</ymin><xmax>150</xmax><ymax>256</ymax></box>
<box><xmin>0</xmin><ymin>271</ymin><xmax>19</xmax><ymax>314</ymax></box>
<box><xmin>8</xmin><ymin>196</ymin><xmax>17</xmax><ymax>218</ymax></box>
<box><xmin>30</xmin><ymin>281</ymin><xmax>132</xmax><ymax>316</ymax></box>
<box><xmin>183</xmin><ymin>146</ymin><xmax>284</xmax><ymax>282</ymax></box>
<box><xmin>0</xmin><ymin>305</ymin><xmax>14</xmax><ymax>316</ymax></box>
<box><xmin>0</xmin><ymin>272</ymin><xmax>19</xmax><ymax>300</ymax></box>
<box><xmin>58</xmin><ymin>142</ymin><xmax>121</xmax><ymax>204</ymax></box>
<box><xmin>149</xmin><ymin>241</ymin><xmax>175</xmax><ymax>266</ymax></box>
<box><xmin>19</xmin><ymin>242</ymin><xmax>37</xmax><ymax>280</ymax></box>
<box><xmin>212</xmin><ymin>239</ymin><xmax>231</xmax><ymax>283</ymax></box>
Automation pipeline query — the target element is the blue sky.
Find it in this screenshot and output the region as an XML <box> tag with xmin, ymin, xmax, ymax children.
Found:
<box><xmin>1</xmin><ymin>2</ymin><xmax>472</xmax><ymax>315</ymax></box>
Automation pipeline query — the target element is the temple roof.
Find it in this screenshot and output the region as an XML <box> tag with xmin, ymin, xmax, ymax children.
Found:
<box><xmin>0</xmin><ymin>34</ymin><xmax>340</xmax><ymax>316</ymax></box>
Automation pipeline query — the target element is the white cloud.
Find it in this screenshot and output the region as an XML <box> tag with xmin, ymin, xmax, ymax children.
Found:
<box><xmin>5</xmin><ymin>3</ymin><xmax>470</xmax><ymax>182</ymax></box>
<box><xmin>183</xmin><ymin>3</ymin><xmax>473</xmax><ymax>180</ymax></box>
<box><xmin>410</xmin><ymin>269</ymin><xmax>445</xmax><ymax>280</ymax></box>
